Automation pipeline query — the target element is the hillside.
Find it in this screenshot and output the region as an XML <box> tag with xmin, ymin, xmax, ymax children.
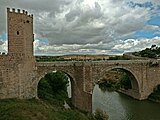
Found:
<box><xmin>0</xmin><ymin>99</ymin><xmax>90</xmax><ymax>120</ymax></box>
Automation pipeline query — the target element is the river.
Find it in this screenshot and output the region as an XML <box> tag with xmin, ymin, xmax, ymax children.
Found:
<box><xmin>92</xmin><ymin>85</ymin><xmax>160</xmax><ymax>120</ymax></box>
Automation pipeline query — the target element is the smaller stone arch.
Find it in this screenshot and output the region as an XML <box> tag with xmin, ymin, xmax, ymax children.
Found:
<box><xmin>35</xmin><ymin>67</ymin><xmax>77</xmax><ymax>104</ymax></box>
<box><xmin>37</xmin><ymin>69</ymin><xmax>75</xmax><ymax>85</ymax></box>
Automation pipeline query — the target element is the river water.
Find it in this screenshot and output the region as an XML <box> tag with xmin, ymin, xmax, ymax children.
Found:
<box><xmin>92</xmin><ymin>85</ymin><xmax>160</xmax><ymax>120</ymax></box>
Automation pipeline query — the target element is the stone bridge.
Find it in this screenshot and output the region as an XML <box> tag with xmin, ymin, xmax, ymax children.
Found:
<box><xmin>1</xmin><ymin>8</ymin><xmax>160</xmax><ymax>113</ymax></box>
<box><xmin>33</xmin><ymin>60</ymin><xmax>160</xmax><ymax>112</ymax></box>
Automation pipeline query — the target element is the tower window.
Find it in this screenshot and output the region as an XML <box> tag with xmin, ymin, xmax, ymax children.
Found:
<box><xmin>26</xmin><ymin>20</ymin><xmax>30</xmax><ymax>23</ymax></box>
<box><xmin>17</xmin><ymin>31</ymin><xmax>19</xmax><ymax>35</ymax></box>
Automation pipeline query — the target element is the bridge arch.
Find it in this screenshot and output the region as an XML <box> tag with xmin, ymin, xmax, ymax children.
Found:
<box><xmin>37</xmin><ymin>68</ymin><xmax>75</xmax><ymax>84</ymax></box>
<box><xmin>92</xmin><ymin>66</ymin><xmax>141</xmax><ymax>99</ymax></box>
<box><xmin>35</xmin><ymin>67</ymin><xmax>76</xmax><ymax>101</ymax></box>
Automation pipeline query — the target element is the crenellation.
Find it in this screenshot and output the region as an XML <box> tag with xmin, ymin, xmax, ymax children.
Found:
<box><xmin>7</xmin><ymin>8</ymin><xmax>33</xmax><ymax>19</ymax></box>
<box><xmin>12</xmin><ymin>8</ymin><xmax>15</xmax><ymax>12</ymax></box>
<box><xmin>17</xmin><ymin>9</ymin><xmax>20</xmax><ymax>13</ymax></box>
<box><xmin>25</xmin><ymin>11</ymin><xmax>28</xmax><ymax>15</ymax></box>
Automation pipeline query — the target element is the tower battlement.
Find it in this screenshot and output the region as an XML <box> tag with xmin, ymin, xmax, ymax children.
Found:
<box><xmin>7</xmin><ymin>8</ymin><xmax>33</xmax><ymax>18</ymax></box>
<box><xmin>7</xmin><ymin>8</ymin><xmax>34</xmax><ymax>59</ymax></box>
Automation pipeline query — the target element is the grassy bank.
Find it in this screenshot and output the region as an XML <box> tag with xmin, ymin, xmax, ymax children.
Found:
<box><xmin>0</xmin><ymin>99</ymin><xmax>90</xmax><ymax>120</ymax></box>
<box><xmin>0</xmin><ymin>71</ymin><xmax>91</xmax><ymax>120</ymax></box>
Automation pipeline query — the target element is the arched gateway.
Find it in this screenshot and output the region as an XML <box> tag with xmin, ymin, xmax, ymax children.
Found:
<box><xmin>0</xmin><ymin>8</ymin><xmax>160</xmax><ymax>113</ymax></box>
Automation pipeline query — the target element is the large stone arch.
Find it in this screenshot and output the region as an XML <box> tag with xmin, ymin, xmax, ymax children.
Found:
<box><xmin>92</xmin><ymin>66</ymin><xmax>141</xmax><ymax>99</ymax></box>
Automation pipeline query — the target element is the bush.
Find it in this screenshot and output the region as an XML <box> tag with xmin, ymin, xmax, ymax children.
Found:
<box><xmin>93</xmin><ymin>108</ymin><xmax>109</xmax><ymax>120</ymax></box>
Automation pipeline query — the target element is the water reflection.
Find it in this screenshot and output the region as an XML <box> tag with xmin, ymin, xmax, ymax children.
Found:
<box><xmin>93</xmin><ymin>85</ymin><xmax>160</xmax><ymax>120</ymax></box>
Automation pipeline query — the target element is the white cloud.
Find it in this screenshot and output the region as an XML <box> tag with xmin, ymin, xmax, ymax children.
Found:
<box><xmin>34</xmin><ymin>37</ymin><xmax>160</xmax><ymax>55</ymax></box>
<box><xmin>0</xmin><ymin>40</ymin><xmax>7</xmax><ymax>53</ymax></box>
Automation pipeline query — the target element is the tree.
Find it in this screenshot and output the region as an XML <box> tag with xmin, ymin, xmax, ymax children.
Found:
<box><xmin>45</xmin><ymin>71</ymin><xmax>69</xmax><ymax>93</ymax></box>
<box><xmin>120</xmin><ymin>73</ymin><xmax>132</xmax><ymax>90</ymax></box>
<box><xmin>38</xmin><ymin>71</ymin><xmax>69</xmax><ymax>101</ymax></box>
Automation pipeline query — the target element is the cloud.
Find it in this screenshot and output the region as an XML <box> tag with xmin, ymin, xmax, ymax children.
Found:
<box><xmin>0</xmin><ymin>0</ymin><xmax>159</xmax><ymax>55</ymax></box>
<box><xmin>34</xmin><ymin>36</ymin><xmax>160</xmax><ymax>55</ymax></box>
<box><xmin>0</xmin><ymin>40</ymin><xmax>7</xmax><ymax>53</ymax></box>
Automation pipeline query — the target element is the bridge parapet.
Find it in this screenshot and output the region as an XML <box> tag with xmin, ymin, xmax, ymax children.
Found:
<box><xmin>36</xmin><ymin>60</ymin><xmax>151</xmax><ymax>66</ymax></box>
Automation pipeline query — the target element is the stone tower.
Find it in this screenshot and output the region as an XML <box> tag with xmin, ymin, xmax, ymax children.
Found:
<box><xmin>0</xmin><ymin>8</ymin><xmax>36</xmax><ymax>99</ymax></box>
<box><xmin>7</xmin><ymin>8</ymin><xmax>34</xmax><ymax>59</ymax></box>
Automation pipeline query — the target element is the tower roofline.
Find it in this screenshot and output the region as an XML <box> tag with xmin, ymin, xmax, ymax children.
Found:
<box><xmin>7</xmin><ymin>8</ymin><xmax>33</xmax><ymax>18</ymax></box>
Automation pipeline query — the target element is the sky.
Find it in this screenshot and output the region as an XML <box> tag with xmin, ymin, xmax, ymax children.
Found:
<box><xmin>0</xmin><ymin>0</ymin><xmax>160</xmax><ymax>55</ymax></box>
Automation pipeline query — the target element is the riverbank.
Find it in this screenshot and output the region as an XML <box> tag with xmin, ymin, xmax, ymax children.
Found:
<box><xmin>0</xmin><ymin>99</ymin><xmax>90</xmax><ymax>120</ymax></box>
<box><xmin>98</xmin><ymin>79</ymin><xmax>160</xmax><ymax>103</ymax></box>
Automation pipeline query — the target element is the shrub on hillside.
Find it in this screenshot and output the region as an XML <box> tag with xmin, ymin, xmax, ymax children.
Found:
<box><xmin>93</xmin><ymin>108</ymin><xmax>109</xmax><ymax>120</ymax></box>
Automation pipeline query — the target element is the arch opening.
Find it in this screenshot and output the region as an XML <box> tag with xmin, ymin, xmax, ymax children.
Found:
<box><xmin>92</xmin><ymin>68</ymin><xmax>140</xmax><ymax>117</ymax></box>
<box><xmin>37</xmin><ymin>70</ymin><xmax>73</xmax><ymax>107</ymax></box>
<box><xmin>96</xmin><ymin>68</ymin><xmax>139</xmax><ymax>93</ymax></box>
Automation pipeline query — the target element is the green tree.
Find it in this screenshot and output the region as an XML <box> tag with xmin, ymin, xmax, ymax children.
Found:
<box><xmin>38</xmin><ymin>71</ymin><xmax>69</xmax><ymax>102</ymax></box>
<box><xmin>45</xmin><ymin>71</ymin><xmax>69</xmax><ymax>93</ymax></box>
<box><xmin>120</xmin><ymin>73</ymin><xmax>132</xmax><ymax>90</ymax></box>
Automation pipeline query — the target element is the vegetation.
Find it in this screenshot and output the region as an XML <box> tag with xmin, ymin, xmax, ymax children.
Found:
<box><xmin>108</xmin><ymin>56</ymin><xmax>129</xmax><ymax>60</ymax></box>
<box><xmin>98</xmin><ymin>71</ymin><xmax>132</xmax><ymax>92</ymax></box>
<box><xmin>98</xmin><ymin>79</ymin><xmax>120</xmax><ymax>92</ymax></box>
<box><xmin>38</xmin><ymin>71</ymin><xmax>69</xmax><ymax>104</ymax></box>
<box><xmin>0</xmin><ymin>99</ymin><xmax>91</xmax><ymax>120</ymax></box>
<box><xmin>36</xmin><ymin>56</ymin><xmax>65</xmax><ymax>62</ymax></box>
<box><xmin>132</xmin><ymin>45</ymin><xmax>160</xmax><ymax>58</ymax></box>
<box><xmin>93</xmin><ymin>108</ymin><xmax>109</xmax><ymax>120</ymax></box>
<box><xmin>119</xmin><ymin>73</ymin><xmax>132</xmax><ymax>90</ymax></box>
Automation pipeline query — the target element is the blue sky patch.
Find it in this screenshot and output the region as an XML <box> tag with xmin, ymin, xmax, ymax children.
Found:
<box><xmin>147</xmin><ymin>16</ymin><xmax>160</xmax><ymax>26</ymax></box>
<box><xmin>0</xmin><ymin>33</ymin><xmax>7</xmax><ymax>41</ymax></box>
<box><xmin>38</xmin><ymin>38</ymin><xmax>49</xmax><ymax>45</ymax></box>
<box><xmin>113</xmin><ymin>30</ymin><xmax>160</xmax><ymax>41</ymax></box>
<box><xmin>134</xmin><ymin>30</ymin><xmax>160</xmax><ymax>39</ymax></box>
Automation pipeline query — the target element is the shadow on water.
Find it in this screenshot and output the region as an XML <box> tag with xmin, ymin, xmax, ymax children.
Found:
<box><xmin>92</xmin><ymin>85</ymin><xmax>160</xmax><ymax>120</ymax></box>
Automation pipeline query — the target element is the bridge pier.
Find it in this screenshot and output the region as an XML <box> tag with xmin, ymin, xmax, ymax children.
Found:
<box><xmin>71</xmin><ymin>63</ymin><xmax>92</xmax><ymax>112</ymax></box>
